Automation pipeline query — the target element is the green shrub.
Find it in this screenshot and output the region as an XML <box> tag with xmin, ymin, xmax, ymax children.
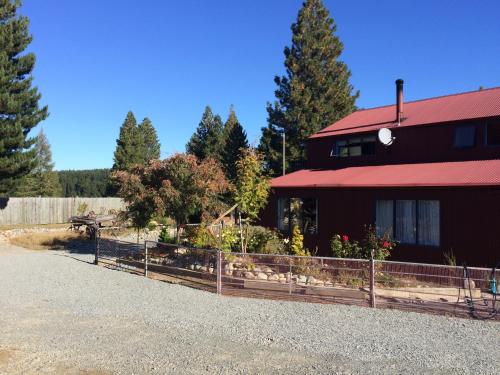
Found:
<box><xmin>289</xmin><ymin>225</ymin><xmax>310</xmax><ymax>257</ymax></box>
<box><xmin>221</xmin><ymin>226</ymin><xmax>239</xmax><ymax>253</ymax></box>
<box><xmin>330</xmin><ymin>225</ymin><xmax>395</xmax><ymax>260</ymax></box>
<box><xmin>159</xmin><ymin>226</ymin><xmax>175</xmax><ymax>244</ymax></box>
<box><xmin>246</xmin><ymin>226</ymin><xmax>287</xmax><ymax>255</ymax></box>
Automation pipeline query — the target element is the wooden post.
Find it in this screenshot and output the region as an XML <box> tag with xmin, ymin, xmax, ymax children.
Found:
<box><xmin>370</xmin><ymin>250</ymin><xmax>376</xmax><ymax>308</ymax></box>
<box><xmin>216</xmin><ymin>250</ymin><xmax>222</xmax><ymax>295</ymax></box>
<box><xmin>94</xmin><ymin>227</ymin><xmax>100</xmax><ymax>265</ymax></box>
<box><xmin>289</xmin><ymin>260</ymin><xmax>292</xmax><ymax>296</ymax></box>
<box><xmin>144</xmin><ymin>242</ymin><xmax>148</xmax><ymax>277</ymax></box>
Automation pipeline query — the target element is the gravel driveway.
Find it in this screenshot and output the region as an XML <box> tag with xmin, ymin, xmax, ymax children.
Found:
<box><xmin>0</xmin><ymin>244</ymin><xmax>499</xmax><ymax>374</ymax></box>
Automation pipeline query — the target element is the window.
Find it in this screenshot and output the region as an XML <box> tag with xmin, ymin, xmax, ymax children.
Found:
<box><xmin>333</xmin><ymin>135</ymin><xmax>376</xmax><ymax>157</ymax></box>
<box><xmin>375</xmin><ymin>200</ymin><xmax>440</xmax><ymax>246</ymax></box>
<box><xmin>277</xmin><ymin>197</ymin><xmax>318</xmax><ymax>234</ymax></box>
<box><xmin>454</xmin><ymin>125</ymin><xmax>475</xmax><ymax>148</ymax></box>
<box><xmin>486</xmin><ymin>121</ymin><xmax>500</xmax><ymax>146</ymax></box>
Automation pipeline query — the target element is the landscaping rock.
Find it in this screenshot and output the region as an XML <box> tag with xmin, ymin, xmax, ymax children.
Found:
<box><xmin>257</xmin><ymin>272</ymin><xmax>268</xmax><ymax>280</ymax></box>
<box><xmin>298</xmin><ymin>275</ymin><xmax>307</xmax><ymax>283</ymax></box>
<box><xmin>189</xmin><ymin>264</ymin><xmax>195</xmax><ymax>270</ymax></box>
<box><xmin>263</xmin><ymin>267</ymin><xmax>273</xmax><ymax>274</ymax></box>
<box><xmin>199</xmin><ymin>266</ymin><xmax>207</xmax><ymax>272</ymax></box>
<box><xmin>306</xmin><ymin>276</ymin><xmax>316</xmax><ymax>285</ymax></box>
<box><xmin>208</xmin><ymin>267</ymin><xmax>214</xmax><ymax>274</ymax></box>
<box><xmin>244</xmin><ymin>272</ymin><xmax>255</xmax><ymax>279</ymax></box>
<box><xmin>268</xmin><ymin>274</ymin><xmax>279</xmax><ymax>281</ymax></box>
<box><xmin>279</xmin><ymin>278</ymin><xmax>287</xmax><ymax>284</ymax></box>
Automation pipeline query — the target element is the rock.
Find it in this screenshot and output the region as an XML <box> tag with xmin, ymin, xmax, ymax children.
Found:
<box><xmin>286</xmin><ymin>273</ymin><xmax>292</xmax><ymax>283</ymax></box>
<box><xmin>228</xmin><ymin>262</ymin><xmax>234</xmax><ymax>271</ymax></box>
<box><xmin>464</xmin><ymin>279</ymin><xmax>475</xmax><ymax>289</ymax></box>
<box><xmin>195</xmin><ymin>264</ymin><xmax>202</xmax><ymax>271</ymax></box>
<box><xmin>257</xmin><ymin>272</ymin><xmax>268</xmax><ymax>280</ymax></box>
<box><xmin>208</xmin><ymin>267</ymin><xmax>214</xmax><ymax>274</ymax></box>
<box><xmin>325</xmin><ymin>280</ymin><xmax>333</xmax><ymax>287</ymax></box>
<box><xmin>189</xmin><ymin>264</ymin><xmax>195</xmax><ymax>270</ymax></box>
<box><xmin>279</xmin><ymin>278</ymin><xmax>287</xmax><ymax>284</ymax></box>
<box><xmin>315</xmin><ymin>280</ymin><xmax>325</xmax><ymax>287</ymax></box>
<box><xmin>263</xmin><ymin>267</ymin><xmax>273</xmax><ymax>274</ymax></box>
<box><xmin>306</xmin><ymin>276</ymin><xmax>316</xmax><ymax>285</ymax></box>
<box><xmin>199</xmin><ymin>266</ymin><xmax>207</xmax><ymax>272</ymax></box>
<box><xmin>278</xmin><ymin>273</ymin><xmax>285</xmax><ymax>279</ymax></box>
<box><xmin>225</xmin><ymin>270</ymin><xmax>233</xmax><ymax>276</ymax></box>
<box><xmin>244</xmin><ymin>272</ymin><xmax>255</xmax><ymax>279</ymax></box>
<box><xmin>233</xmin><ymin>270</ymin><xmax>243</xmax><ymax>278</ymax></box>
<box><xmin>268</xmin><ymin>274</ymin><xmax>279</xmax><ymax>281</ymax></box>
<box><xmin>253</xmin><ymin>267</ymin><xmax>262</xmax><ymax>273</ymax></box>
<box><xmin>298</xmin><ymin>275</ymin><xmax>307</xmax><ymax>284</ymax></box>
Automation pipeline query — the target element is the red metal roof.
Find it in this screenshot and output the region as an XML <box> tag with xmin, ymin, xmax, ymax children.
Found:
<box><xmin>271</xmin><ymin>160</ymin><xmax>500</xmax><ymax>188</ymax></box>
<box><xmin>311</xmin><ymin>86</ymin><xmax>500</xmax><ymax>138</ymax></box>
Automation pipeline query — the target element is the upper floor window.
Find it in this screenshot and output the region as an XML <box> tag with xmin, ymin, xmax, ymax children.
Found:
<box><xmin>333</xmin><ymin>135</ymin><xmax>376</xmax><ymax>157</ymax></box>
<box><xmin>454</xmin><ymin>125</ymin><xmax>476</xmax><ymax>148</ymax></box>
<box><xmin>486</xmin><ymin>121</ymin><xmax>500</xmax><ymax>146</ymax></box>
<box><xmin>277</xmin><ymin>197</ymin><xmax>318</xmax><ymax>234</ymax></box>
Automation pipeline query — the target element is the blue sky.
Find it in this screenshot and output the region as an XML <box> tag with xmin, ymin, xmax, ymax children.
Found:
<box><xmin>21</xmin><ymin>0</ymin><xmax>500</xmax><ymax>170</ymax></box>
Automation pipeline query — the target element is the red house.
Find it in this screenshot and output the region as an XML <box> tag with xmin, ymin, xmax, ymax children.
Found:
<box><xmin>260</xmin><ymin>80</ymin><xmax>500</xmax><ymax>267</ymax></box>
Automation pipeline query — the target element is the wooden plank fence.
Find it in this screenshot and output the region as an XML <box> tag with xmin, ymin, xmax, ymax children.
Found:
<box><xmin>0</xmin><ymin>197</ymin><xmax>125</xmax><ymax>225</ymax></box>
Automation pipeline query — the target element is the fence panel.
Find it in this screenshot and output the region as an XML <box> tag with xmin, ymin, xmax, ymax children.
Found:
<box><xmin>0</xmin><ymin>197</ymin><xmax>125</xmax><ymax>225</ymax></box>
<box><xmin>94</xmin><ymin>235</ymin><xmax>499</xmax><ymax>320</ymax></box>
<box><xmin>219</xmin><ymin>252</ymin><xmax>371</xmax><ymax>307</ymax></box>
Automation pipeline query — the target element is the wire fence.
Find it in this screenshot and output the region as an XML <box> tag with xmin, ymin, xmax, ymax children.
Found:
<box><xmin>95</xmin><ymin>234</ymin><xmax>499</xmax><ymax>320</ymax></box>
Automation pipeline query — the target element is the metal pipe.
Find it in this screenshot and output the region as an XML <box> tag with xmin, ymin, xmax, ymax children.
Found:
<box><xmin>396</xmin><ymin>79</ymin><xmax>404</xmax><ymax>125</ymax></box>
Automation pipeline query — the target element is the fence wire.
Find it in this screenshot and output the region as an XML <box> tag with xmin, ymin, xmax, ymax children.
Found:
<box><xmin>95</xmin><ymin>234</ymin><xmax>499</xmax><ymax>320</ymax></box>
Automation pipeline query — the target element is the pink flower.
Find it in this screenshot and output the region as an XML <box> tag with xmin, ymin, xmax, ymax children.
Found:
<box><xmin>342</xmin><ymin>235</ymin><xmax>349</xmax><ymax>242</ymax></box>
<box><xmin>382</xmin><ymin>241</ymin><xmax>390</xmax><ymax>248</ymax></box>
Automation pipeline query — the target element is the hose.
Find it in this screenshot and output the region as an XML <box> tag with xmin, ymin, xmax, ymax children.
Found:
<box><xmin>463</xmin><ymin>264</ymin><xmax>498</xmax><ymax>320</ymax></box>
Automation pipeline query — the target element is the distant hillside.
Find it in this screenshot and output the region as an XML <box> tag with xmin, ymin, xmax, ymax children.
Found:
<box><xmin>57</xmin><ymin>169</ymin><xmax>113</xmax><ymax>197</ymax></box>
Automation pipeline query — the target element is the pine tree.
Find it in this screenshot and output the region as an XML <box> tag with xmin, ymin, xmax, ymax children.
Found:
<box><xmin>186</xmin><ymin>106</ymin><xmax>223</xmax><ymax>161</ymax></box>
<box><xmin>0</xmin><ymin>0</ymin><xmax>49</xmax><ymax>195</ymax></box>
<box><xmin>15</xmin><ymin>129</ymin><xmax>62</xmax><ymax>197</ymax></box>
<box><xmin>259</xmin><ymin>0</ymin><xmax>358</xmax><ymax>175</ymax></box>
<box><xmin>138</xmin><ymin>117</ymin><xmax>160</xmax><ymax>162</ymax></box>
<box><xmin>221</xmin><ymin>107</ymin><xmax>248</xmax><ymax>182</ymax></box>
<box><xmin>113</xmin><ymin>111</ymin><xmax>143</xmax><ymax>171</ymax></box>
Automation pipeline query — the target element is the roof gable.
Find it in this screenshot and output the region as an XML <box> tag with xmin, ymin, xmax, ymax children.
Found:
<box><xmin>311</xmin><ymin>86</ymin><xmax>500</xmax><ymax>139</ymax></box>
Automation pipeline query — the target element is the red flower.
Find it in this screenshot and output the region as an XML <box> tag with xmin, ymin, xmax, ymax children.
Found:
<box><xmin>382</xmin><ymin>241</ymin><xmax>390</xmax><ymax>248</ymax></box>
<box><xmin>342</xmin><ymin>235</ymin><xmax>349</xmax><ymax>242</ymax></box>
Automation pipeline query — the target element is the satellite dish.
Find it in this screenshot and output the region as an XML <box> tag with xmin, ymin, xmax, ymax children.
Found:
<box><xmin>378</xmin><ymin>128</ymin><xmax>395</xmax><ymax>146</ymax></box>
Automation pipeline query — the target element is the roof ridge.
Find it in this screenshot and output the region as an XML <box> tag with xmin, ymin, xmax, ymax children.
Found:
<box><xmin>355</xmin><ymin>85</ymin><xmax>500</xmax><ymax>113</ymax></box>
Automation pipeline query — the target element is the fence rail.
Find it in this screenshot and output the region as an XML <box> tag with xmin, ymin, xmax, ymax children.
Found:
<box><xmin>95</xmin><ymin>237</ymin><xmax>499</xmax><ymax>321</ymax></box>
<box><xmin>0</xmin><ymin>197</ymin><xmax>124</xmax><ymax>225</ymax></box>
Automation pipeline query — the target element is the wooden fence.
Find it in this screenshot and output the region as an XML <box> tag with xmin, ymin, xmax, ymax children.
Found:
<box><xmin>0</xmin><ymin>197</ymin><xmax>125</xmax><ymax>225</ymax></box>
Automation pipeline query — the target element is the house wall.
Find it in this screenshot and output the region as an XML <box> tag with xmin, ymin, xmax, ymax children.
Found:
<box><xmin>260</xmin><ymin>186</ymin><xmax>500</xmax><ymax>267</ymax></box>
<box><xmin>307</xmin><ymin>119</ymin><xmax>500</xmax><ymax>170</ymax></box>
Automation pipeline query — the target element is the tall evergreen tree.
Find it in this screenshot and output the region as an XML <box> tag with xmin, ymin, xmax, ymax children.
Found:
<box><xmin>221</xmin><ymin>107</ymin><xmax>248</xmax><ymax>182</ymax></box>
<box><xmin>259</xmin><ymin>0</ymin><xmax>358</xmax><ymax>175</ymax></box>
<box><xmin>15</xmin><ymin>128</ymin><xmax>62</xmax><ymax>197</ymax></box>
<box><xmin>113</xmin><ymin>111</ymin><xmax>143</xmax><ymax>171</ymax></box>
<box><xmin>0</xmin><ymin>0</ymin><xmax>49</xmax><ymax>195</ymax></box>
<box><xmin>186</xmin><ymin>106</ymin><xmax>223</xmax><ymax>161</ymax></box>
<box><xmin>138</xmin><ymin>117</ymin><xmax>161</xmax><ymax>162</ymax></box>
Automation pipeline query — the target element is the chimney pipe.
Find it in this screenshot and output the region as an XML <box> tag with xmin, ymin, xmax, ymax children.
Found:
<box><xmin>396</xmin><ymin>79</ymin><xmax>404</xmax><ymax>125</ymax></box>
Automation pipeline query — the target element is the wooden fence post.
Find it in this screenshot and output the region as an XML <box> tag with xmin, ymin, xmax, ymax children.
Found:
<box><xmin>94</xmin><ymin>229</ymin><xmax>100</xmax><ymax>265</ymax></box>
<box><xmin>216</xmin><ymin>250</ymin><xmax>222</xmax><ymax>295</ymax></box>
<box><xmin>144</xmin><ymin>242</ymin><xmax>148</xmax><ymax>277</ymax></box>
<box><xmin>370</xmin><ymin>250</ymin><xmax>376</xmax><ymax>308</ymax></box>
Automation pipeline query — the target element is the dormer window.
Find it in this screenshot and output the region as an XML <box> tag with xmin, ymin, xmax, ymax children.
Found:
<box><xmin>332</xmin><ymin>135</ymin><xmax>376</xmax><ymax>157</ymax></box>
<box><xmin>454</xmin><ymin>124</ymin><xmax>476</xmax><ymax>148</ymax></box>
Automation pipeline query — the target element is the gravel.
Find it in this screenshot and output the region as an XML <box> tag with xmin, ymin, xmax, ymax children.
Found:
<box><xmin>0</xmin><ymin>244</ymin><xmax>499</xmax><ymax>374</ymax></box>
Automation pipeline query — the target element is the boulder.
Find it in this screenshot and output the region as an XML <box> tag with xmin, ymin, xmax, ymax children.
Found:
<box><xmin>306</xmin><ymin>276</ymin><xmax>316</xmax><ymax>285</ymax></box>
<box><xmin>298</xmin><ymin>275</ymin><xmax>307</xmax><ymax>283</ymax></box>
<box><xmin>199</xmin><ymin>266</ymin><xmax>208</xmax><ymax>272</ymax></box>
<box><xmin>195</xmin><ymin>264</ymin><xmax>202</xmax><ymax>271</ymax></box>
<box><xmin>257</xmin><ymin>272</ymin><xmax>268</xmax><ymax>280</ymax></box>
<box><xmin>244</xmin><ymin>272</ymin><xmax>255</xmax><ymax>279</ymax></box>
<box><xmin>279</xmin><ymin>278</ymin><xmax>287</xmax><ymax>284</ymax></box>
<box><xmin>253</xmin><ymin>267</ymin><xmax>262</xmax><ymax>273</ymax></box>
<box><xmin>189</xmin><ymin>264</ymin><xmax>195</xmax><ymax>270</ymax></box>
<box><xmin>268</xmin><ymin>274</ymin><xmax>279</xmax><ymax>281</ymax></box>
<box><xmin>263</xmin><ymin>267</ymin><xmax>273</xmax><ymax>274</ymax></box>
<box><xmin>208</xmin><ymin>267</ymin><xmax>214</xmax><ymax>274</ymax></box>
<box><xmin>278</xmin><ymin>273</ymin><xmax>285</xmax><ymax>279</ymax></box>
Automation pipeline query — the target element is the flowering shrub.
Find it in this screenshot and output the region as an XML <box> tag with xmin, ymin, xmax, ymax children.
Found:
<box><xmin>289</xmin><ymin>225</ymin><xmax>311</xmax><ymax>257</ymax></box>
<box><xmin>220</xmin><ymin>226</ymin><xmax>239</xmax><ymax>253</ymax></box>
<box><xmin>330</xmin><ymin>225</ymin><xmax>396</xmax><ymax>260</ymax></box>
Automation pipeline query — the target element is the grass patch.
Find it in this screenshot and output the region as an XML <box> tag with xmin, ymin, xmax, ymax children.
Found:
<box><xmin>9</xmin><ymin>232</ymin><xmax>90</xmax><ymax>250</ymax></box>
<box><xmin>0</xmin><ymin>223</ymin><xmax>69</xmax><ymax>231</ymax></box>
